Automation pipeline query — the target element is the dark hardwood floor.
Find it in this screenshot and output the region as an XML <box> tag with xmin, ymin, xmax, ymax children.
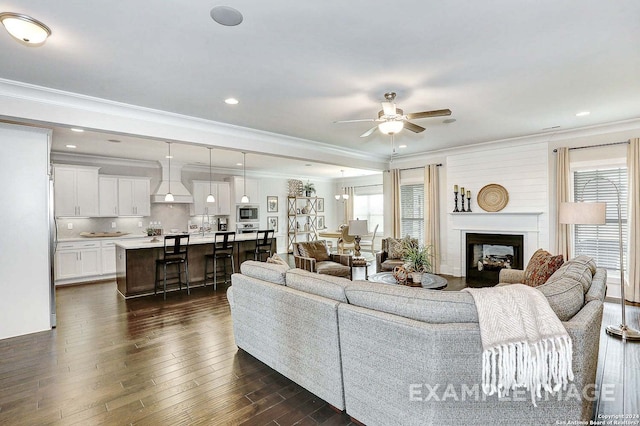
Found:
<box><xmin>0</xmin><ymin>269</ymin><xmax>637</xmax><ymax>425</ymax></box>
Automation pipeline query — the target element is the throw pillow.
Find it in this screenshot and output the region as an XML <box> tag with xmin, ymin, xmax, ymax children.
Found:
<box><xmin>387</xmin><ymin>238</ymin><xmax>404</xmax><ymax>259</ymax></box>
<box><xmin>297</xmin><ymin>241</ymin><xmax>330</xmax><ymax>261</ymax></box>
<box><xmin>524</xmin><ymin>249</ymin><xmax>564</xmax><ymax>287</ymax></box>
<box><xmin>266</xmin><ymin>253</ymin><xmax>290</xmax><ymax>268</ymax></box>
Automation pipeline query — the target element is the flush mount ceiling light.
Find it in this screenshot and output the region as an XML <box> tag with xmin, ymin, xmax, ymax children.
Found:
<box><xmin>206</xmin><ymin>147</ymin><xmax>215</xmax><ymax>203</ymax></box>
<box><xmin>210</xmin><ymin>6</ymin><xmax>243</xmax><ymax>26</ymax></box>
<box><xmin>71</xmin><ymin>128</ymin><xmax>84</xmax><ymax>133</ymax></box>
<box><xmin>224</xmin><ymin>98</ymin><xmax>239</xmax><ymax>105</ymax></box>
<box><xmin>0</xmin><ymin>12</ymin><xmax>51</xmax><ymax>45</ymax></box>
<box><xmin>576</xmin><ymin>111</ymin><xmax>590</xmax><ymax>117</ymax></box>
<box><xmin>65</xmin><ymin>144</ymin><xmax>76</xmax><ymax>149</ymax></box>
<box><xmin>240</xmin><ymin>152</ymin><xmax>249</xmax><ymax>203</ymax></box>
<box><xmin>165</xmin><ymin>142</ymin><xmax>174</xmax><ymax>202</ymax></box>
<box><xmin>378</xmin><ymin>120</ymin><xmax>404</xmax><ymax>135</ymax></box>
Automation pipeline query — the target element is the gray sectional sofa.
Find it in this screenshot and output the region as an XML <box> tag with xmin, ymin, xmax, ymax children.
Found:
<box><xmin>227</xmin><ymin>256</ymin><xmax>606</xmax><ymax>426</ymax></box>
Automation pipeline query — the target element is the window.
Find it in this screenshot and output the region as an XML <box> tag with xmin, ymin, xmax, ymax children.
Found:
<box><xmin>400</xmin><ymin>183</ymin><xmax>424</xmax><ymax>245</ymax></box>
<box><xmin>353</xmin><ymin>185</ymin><xmax>383</xmax><ymax>234</ymax></box>
<box><xmin>573</xmin><ymin>167</ymin><xmax>628</xmax><ymax>272</ymax></box>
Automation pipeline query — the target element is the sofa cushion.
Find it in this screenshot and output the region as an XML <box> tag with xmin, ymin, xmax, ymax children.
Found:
<box><xmin>266</xmin><ymin>253</ymin><xmax>290</xmax><ymax>267</ymax></box>
<box><xmin>240</xmin><ymin>260</ymin><xmax>288</xmax><ymax>285</ymax></box>
<box><xmin>524</xmin><ymin>249</ymin><xmax>564</xmax><ymax>287</ymax></box>
<box><xmin>546</xmin><ymin>255</ymin><xmax>596</xmax><ymax>293</ymax></box>
<box><xmin>286</xmin><ymin>268</ymin><xmax>350</xmax><ymax>302</ymax></box>
<box><xmin>344</xmin><ymin>281</ymin><xmax>479</xmax><ymax>324</ymax></box>
<box><xmin>316</xmin><ymin>261</ymin><xmax>351</xmax><ymax>278</ymax></box>
<box><xmin>536</xmin><ymin>274</ymin><xmax>585</xmax><ymax>321</ymax></box>
<box><xmin>297</xmin><ymin>241</ymin><xmax>331</xmax><ymax>261</ymax></box>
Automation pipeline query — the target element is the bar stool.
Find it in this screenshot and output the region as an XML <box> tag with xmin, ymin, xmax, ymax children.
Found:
<box><xmin>204</xmin><ymin>231</ymin><xmax>235</xmax><ymax>290</ymax></box>
<box><xmin>155</xmin><ymin>235</ymin><xmax>190</xmax><ymax>300</ymax></box>
<box><xmin>254</xmin><ymin>229</ymin><xmax>274</xmax><ymax>261</ymax></box>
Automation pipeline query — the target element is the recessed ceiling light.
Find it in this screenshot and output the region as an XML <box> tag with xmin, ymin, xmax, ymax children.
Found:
<box><xmin>398</xmin><ymin>144</ymin><xmax>407</xmax><ymax>149</ymax></box>
<box><xmin>225</xmin><ymin>98</ymin><xmax>239</xmax><ymax>105</ymax></box>
<box><xmin>0</xmin><ymin>12</ymin><xmax>51</xmax><ymax>45</ymax></box>
<box><xmin>236</xmin><ymin>162</ymin><xmax>243</xmax><ymax>166</ymax></box>
<box><xmin>65</xmin><ymin>144</ymin><xmax>76</xmax><ymax>149</ymax></box>
<box><xmin>70</xmin><ymin>128</ymin><xmax>84</xmax><ymax>132</ymax></box>
<box><xmin>576</xmin><ymin>111</ymin><xmax>590</xmax><ymax>117</ymax></box>
<box><xmin>210</xmin><ymin>6</ymin><xmax>243</xmax><ymax>26</ymax></box>
<box><xmin>107</xmin><ymin>139</ymin><xmax>121</xmax><ymax>143</ymax></box>
<box><xmin>165</xmin><ymin>155</ymin><xmax>173</xmax><ymax>159</ymax></box>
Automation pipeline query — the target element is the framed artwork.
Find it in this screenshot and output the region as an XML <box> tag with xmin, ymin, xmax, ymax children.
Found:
<box><xmin>318</xmin><ymin>216</ymin><xmax>325</xmax><ymax>230</ymax></box>
<box><xmin>267</xmin><ymin>216</ymin><xmax>278</xmax><ymax>233</ymax></box>
<box><xmin>317</xmin><ymin>197</ymin><xmax>324</xmax><ymax>212</ymax></box>
<box><xmin>267</xmin><ymin>196</ymin><xmax>278</xmax><ymax>212</ymax></box>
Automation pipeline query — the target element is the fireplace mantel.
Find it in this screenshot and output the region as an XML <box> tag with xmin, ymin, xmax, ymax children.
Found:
<box><xmin>448</xmin><ymin>211</ymin><xmax>544</xmax><ymax>277</ymax></box>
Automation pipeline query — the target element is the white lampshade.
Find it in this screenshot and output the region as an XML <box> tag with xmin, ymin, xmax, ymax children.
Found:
<box><xmin>241</xmin><ymin>195</ymin><xmax>249</xmax><ymax>203</ymax></box>
<box><xmin>559</xmin><ymin>202</ymin><xmax>606</xmax><ymax>225</ymax></box>
<box><xmin>164</xmin><ymin>192</ymin><xmax>174</xmax><ymax>202</ymax></box>
<box><xmin>334</xmin><ymin>194</ymin><xmax>341</xmax><ymax>200</ymax></box>
<box><xmin>378</xmin><ymin>120</ymin><xmax>404</xmax><ymax>135</ymax></box>
<box><xmin>348</xmin><ymin>219</ymin><xmax>369</xmax><ymax>236</ymax></box>
<box><xmin>206</xmin><ymin>193</ymin><xmax>215</xmax><ymax>203</ymax></box>
<box><xmin>0</xmin><ymin>13</ymin><xmax>51</xmax><ymax>45</ymax></box>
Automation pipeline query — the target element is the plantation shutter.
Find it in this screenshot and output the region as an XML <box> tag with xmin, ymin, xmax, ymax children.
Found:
<box><xmin>400</xmin><ymin>183</ymin><xmax>424</xmax><ymax>245</ymax></box>
<box><xmin>573</xmin><ymin>168</ymin><xmax>628</xmax><ymax>271</ymax></box>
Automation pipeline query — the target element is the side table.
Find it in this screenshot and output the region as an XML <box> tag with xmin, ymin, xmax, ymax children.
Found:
<box><xmin>351</xmin><ymin>256</ymin><xmax>371</xmax><ymax>279</ymax></box>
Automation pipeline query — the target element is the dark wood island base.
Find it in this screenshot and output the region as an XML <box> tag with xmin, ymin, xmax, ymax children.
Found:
<box><xmin>115</xmin><ymin>235</ymin><xmax>275</xmax><ymax>298</ymax></box>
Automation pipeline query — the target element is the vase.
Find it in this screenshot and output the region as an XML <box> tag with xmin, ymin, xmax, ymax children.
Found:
<box><xmin>411</xmin><ymin>272</ymin><xmax>423</xmax><ymax>284</ymax></box>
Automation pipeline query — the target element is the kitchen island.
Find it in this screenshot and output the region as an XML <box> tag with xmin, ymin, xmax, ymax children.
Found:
<box><xmin>115</xmin><ymin>233</ymin><xmax>276</xmax><ymax>298</ymax></box>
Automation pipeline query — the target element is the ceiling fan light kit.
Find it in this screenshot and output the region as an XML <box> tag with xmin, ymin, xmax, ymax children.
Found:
<box><xmin>336</xmin><ymin>92</ymin><xmax>452</xmax><ymax>138</ymax></box>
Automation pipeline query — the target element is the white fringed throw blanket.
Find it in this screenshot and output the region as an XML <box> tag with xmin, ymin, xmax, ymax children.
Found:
<box><xmin>464</xmin><ymin>284</ymin><xmax>574</xmax><ymax>405</ymax></box>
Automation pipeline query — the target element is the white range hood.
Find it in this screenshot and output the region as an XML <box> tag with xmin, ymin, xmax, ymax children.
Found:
<box><xmin>151</xmin><ymin>160</ymin><xmax>194</xmax><ymax>203</ymax></box>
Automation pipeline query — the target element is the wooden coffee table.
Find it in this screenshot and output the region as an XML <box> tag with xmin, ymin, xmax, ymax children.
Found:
<box><xmin>368</xmin><ymin>272</ymin><xmax>448</xmax><ymax>290</ymax></box>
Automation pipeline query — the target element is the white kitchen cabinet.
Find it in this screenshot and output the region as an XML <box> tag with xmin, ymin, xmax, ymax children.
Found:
<box><xmin>54</xmin><ymin>165</ymin><xmax>100</xmax><ymax>217</ymax></box>
<box><xmin>55</xmin><ymin>241</ymin><xmax>101</xmax><ymax>281</ymax></box>
<box><xmin>101</xmin><ymin>241</ymin><xmax>117</xmax><ymax>275</ymax></box>
<box><xmin>99</xmin><ymin>176</ymin><xmax>119</xmax><ymax>216</ymax></box>
<box><xmin>190</xmin><ymin>181</ymin><xmax>231</xmax><ymax>216</ymax></box>
<box><xmin>232</xmin><ymin>176</ymin><xmax>259</xmax><ymax>205</ymax></box>
<box><xmin>118</xmin><ymin>177</ymin><xmax>150</xmax><ymax>216</ymax></box>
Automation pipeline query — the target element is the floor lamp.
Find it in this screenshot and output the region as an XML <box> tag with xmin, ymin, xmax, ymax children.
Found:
<box><xmin>559</xmin><ymin>177</ymin><xmax>640</xmax><ymax>341</ymax></box>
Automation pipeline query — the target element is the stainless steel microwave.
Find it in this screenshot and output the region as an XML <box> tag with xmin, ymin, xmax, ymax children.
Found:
<box><xmin>237</xmin><ymin>205</ymin><xmax>259</xmax><ymax>222</ymax></box>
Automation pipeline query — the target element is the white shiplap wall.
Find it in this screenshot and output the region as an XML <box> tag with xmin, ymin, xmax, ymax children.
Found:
<box><xmin>444</xmin><ymin>141</ymin><xmax>550</xmax><ymax>275</ymax></box>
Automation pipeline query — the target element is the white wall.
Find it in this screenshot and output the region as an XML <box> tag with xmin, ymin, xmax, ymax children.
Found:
<box><xmin>0</xmin><ymin>124</ymin><xmax>52</xmax><ymax>339</ymax></box>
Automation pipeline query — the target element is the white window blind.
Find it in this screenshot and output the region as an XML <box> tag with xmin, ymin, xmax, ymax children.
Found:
<box><xmin>573</xmin><ymin>168</ymin><xmax>628</xmax><ymax>271</ymax></box>
<box><xmin>400</xmin><ymin>183</ymin><xmax>424</xmax><ymax>245</ymax></box>
<box><xmin>354</xmin><ymin>185</ymin><xmax>384</xmax><ymax>234</ymax></box>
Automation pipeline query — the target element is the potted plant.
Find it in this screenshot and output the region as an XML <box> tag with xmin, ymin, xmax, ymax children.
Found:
<box><xmin>302</xmin><ymin>182</ymin><xmax>316</xmax><ymax>197</ymax></box>
<box><xmin>401</xmin><ymin>239</ymin><xmax>433</xmax><ymax>283</ymax></box>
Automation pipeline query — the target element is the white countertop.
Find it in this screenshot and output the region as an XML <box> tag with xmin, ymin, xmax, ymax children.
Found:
<box><xmin>58</xmin><ymin>233</ymin><xmax>150</xmax><ymax>243</ymax></box>
<box><xmin>115</xmin><ymin>232</ymin><xmax>261</xmax><ymax>250</ymax></box>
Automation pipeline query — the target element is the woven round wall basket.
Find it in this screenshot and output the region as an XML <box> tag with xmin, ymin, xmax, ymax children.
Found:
<box><xmin>477</xmin><ymin>184</ymin><xmax>509</xmax><ymax>212</ymax></box>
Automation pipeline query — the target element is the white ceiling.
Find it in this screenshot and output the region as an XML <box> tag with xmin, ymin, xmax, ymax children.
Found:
<box><xmin>1</xmin><ymin>1</ymin><xmax>640</xmax><ymax>175</ymax></box>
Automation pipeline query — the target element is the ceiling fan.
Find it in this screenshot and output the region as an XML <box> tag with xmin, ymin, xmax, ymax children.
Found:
<box><xmin>335</xmin><ymin>92</ymin><xmax>452</xmax><ymax>138</ymax></box>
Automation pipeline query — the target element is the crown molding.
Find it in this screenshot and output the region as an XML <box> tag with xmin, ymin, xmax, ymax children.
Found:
<box><xmin>0</xmin><ymin>78</ymin><xmax>388</xmax><ymax>170</ymax></box>
<box><xmin>51</xmin><ymin>151</ymin><xmax>159</xmax><ymax>169</ymax></box>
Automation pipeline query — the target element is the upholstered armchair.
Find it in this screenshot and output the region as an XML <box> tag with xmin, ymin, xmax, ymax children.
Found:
<box><xmin>293</xmin><ymin>240</ymin><xmax>353</xmax><ymax>279</ymax></box>
<box><xmin>375</xmin><ymin>237</ymin><xmax>417</xmax><ymax>272</ymax></box>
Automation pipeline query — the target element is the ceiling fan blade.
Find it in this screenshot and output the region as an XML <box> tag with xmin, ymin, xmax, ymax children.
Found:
<box><xmin>406</xmin><ymin>109</ymin><xmax>452</xmax><ymax>120</ymax></box>
<box><xmin>381</xmin><ymin>101</ymin><xmax>396</xmax><ymax>116</ymax></box>
<box><xmin>334</xmin><ymin>118</ymin><xmax>376</xmax><ymax>124</ymax></box>
<box><xmin>360</xmin><ymin>126</ymin><xmax>378</xmax><ymax>138</ymax></box>
<box><xmin>404</xmin><ymin>121</ymin><xmax>426</xmax><ymax>133</ymax></box>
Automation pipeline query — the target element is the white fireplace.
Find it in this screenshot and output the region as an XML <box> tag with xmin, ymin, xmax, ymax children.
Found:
<box><xmin>449</xmin><ymin>212</ymin><xmax>543</xmax><ymax>277</ymax></box>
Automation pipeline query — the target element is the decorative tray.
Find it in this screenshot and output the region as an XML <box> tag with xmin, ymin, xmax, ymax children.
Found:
<box><xmin>80</xmin><ymin>231</ymin><xmax>131</xmax><ymax>238</ymax></box>
<box><xmin>477</xmin><ymin>184</ymin><xmax>509</xmax><ymax>212</ymax></box>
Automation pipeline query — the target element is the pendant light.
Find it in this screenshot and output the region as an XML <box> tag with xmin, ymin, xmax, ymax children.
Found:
<box><xmin>164</xmin><ymin>142</ymin><xmax>174</xmax><ymax>202</ymax></box>
<box><xmin>334</xmin><ymin>170</ymin><xmax>349</xmax><ymax>200</ymax></box>
<box><xmin>240</xmin><ymin>152</ymin><xmax>249</xmax><ymax>203</ymax></box>
<box><xmin>206</xmin><ymin>147</ymin><xmax>215</xmax><ymax>203</ymax></box>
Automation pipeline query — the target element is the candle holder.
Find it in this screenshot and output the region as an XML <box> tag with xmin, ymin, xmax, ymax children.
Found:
<box><xmin>461</xmin><ymin>194</ymin><xmax>466</xmax><ymax>212</ymax></box>
<box><xmin>453</xmin><ymin>191</ymin><xmax>460</xmax><ymax>212</ymax></box>
<box><xmin>466</xmin><ymin>195</ymin><xmax>472</xmax><ymax>212</ymax></box>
